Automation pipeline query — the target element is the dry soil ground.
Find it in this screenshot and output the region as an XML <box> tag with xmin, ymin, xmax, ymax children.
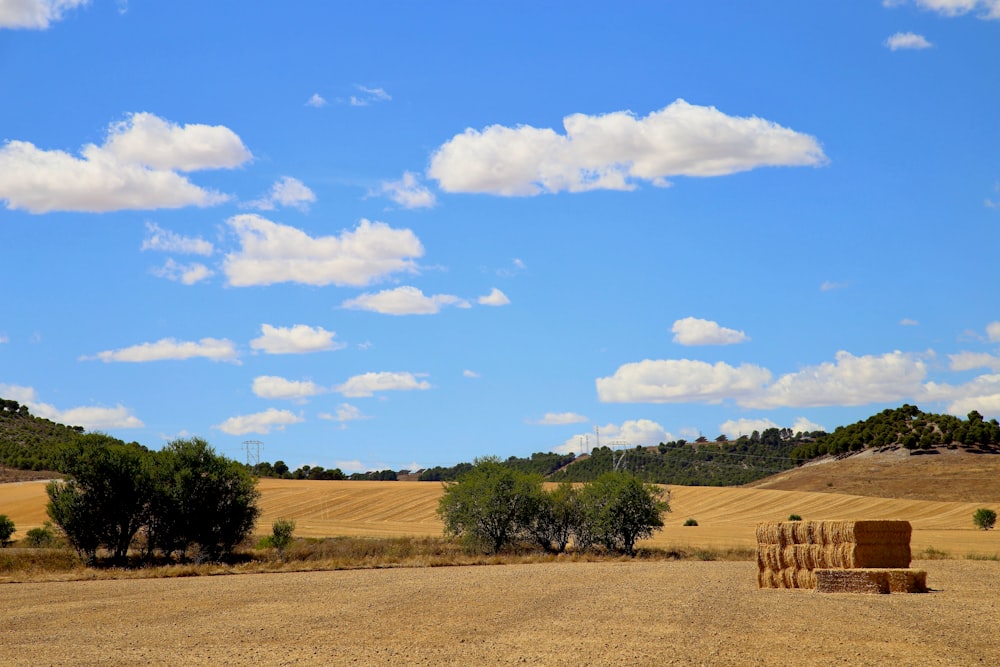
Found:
<box><xmin>3</xmin><ymin>560</ymin><xmax>998</xmax><ymax>666</ymax></box>
<box><xmin>3</xmin><ymin>451</ymin><xmax>1000</xmax><ymax>665</ymax></box>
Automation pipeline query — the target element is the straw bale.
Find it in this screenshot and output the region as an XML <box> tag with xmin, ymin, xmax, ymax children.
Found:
<box><xmin>756</xmin><ymin>543</ymin><xmax>910</xmax><ymax>571</ymax></box>
<box><xmin>756</xmin><ymin>521</ymin><xmax>912</xmax><ymax>546</ymax></box>
<box><xmin>884</xmin><ymin>569</ymin><xmax>928</xmax><ymax>593</ymax></box>
<box><xmin>815</xmin><ymin>521</ymin><xmax>911</xmax><ymax>545</ymax></box>
<box><xmin>815</xmin><ymin>569</ymin><xmax>889</xmax><ymax>594</ymax></box>
<box><xmin>815</xmin><ymin>568</ymin><xmax>928</xmax><ymax>594</ymax></box>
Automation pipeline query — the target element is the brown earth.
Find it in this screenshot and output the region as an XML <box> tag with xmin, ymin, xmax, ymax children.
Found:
<box><xmin>2</xmin><ymin>559</ymin><xmax>998</xmax><ymax>666</ymax></box>
<box><xmin>3</xmin><ymin>456</ymin><xmax>1000</xmax><ymax>665</ymax></box>
<box><xmin>747</xmin><ymin>446</ymin><xmax>1000</xmax><ymax>502</ymax></box>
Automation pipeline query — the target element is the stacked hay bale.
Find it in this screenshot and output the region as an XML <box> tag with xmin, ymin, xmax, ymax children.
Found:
<box><xmin>756</xmin><ymin>520</ymin><xmax>926</xmax><ymax>593</ymax></box>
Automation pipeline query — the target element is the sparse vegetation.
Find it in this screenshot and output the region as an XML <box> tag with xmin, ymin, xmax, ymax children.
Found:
<box><xmin>24</xmin><ymin>522</ymin><xmax>57</xmax><ymax>548</ymax></box>
<box><xmin>684</xmin><ymin>518</ymin><xmax>698</xmax><ymax>526</ymax></box>
<box><xmin>788</xmin><ymin>514</ymin><xmax>802</xmax><ymax>521</ymax></box>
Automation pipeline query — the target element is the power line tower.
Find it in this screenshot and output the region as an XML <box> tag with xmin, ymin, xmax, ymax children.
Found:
<box><xmin>242</xmin><ymin>440</ymin><xmax>263</xmax><ymax>468</ymax></box>
<box><xmin>609</xmin><ymin>439</ymin><xmax>628</xmax><ymax>471</ymax></box>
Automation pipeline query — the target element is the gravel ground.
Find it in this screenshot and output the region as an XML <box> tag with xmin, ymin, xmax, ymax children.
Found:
<box><xmin>3</xmin><ymin>560</ymin><xmax>998</xmax><ymax>666</ymax></box>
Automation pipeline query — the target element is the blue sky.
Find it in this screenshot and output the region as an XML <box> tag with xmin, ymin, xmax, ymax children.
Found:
<box><xmin>1</xmin><ymin>1</ymin><xmax>998</xmax><ymax>472</ymax></box>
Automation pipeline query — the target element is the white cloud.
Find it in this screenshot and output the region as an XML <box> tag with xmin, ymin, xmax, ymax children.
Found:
<box><xmin>319</xmin><ymin>403</ymin><xmax>368</xmax><ymax>423</ymax></box>
<box><xmin>223</xmin><ymin>215</ymin><xmax>423</xmax><ymax>287</ymax></box>
<box><xmin>555</xmin><ymin>419</ymin><xmax>671</xmax><ymax>455</ymax></box>
<box><xmin>597</xmin><ymin>350</ymin><xmax>930</xmax><ymax>410</ymax></box>
<box><xmin>350</xmin><ymin>85</ymin><xmax>391</xmax><ymax>107</ymax></box>
<box><xmin>535</xmin><ymin>412</ymin><xmax>589</xmax><ymax>425</ymax></box>
<box><xmin>306</xmin><ymin>93</ymin><xmax>328</xmax><ymax>108</ymax></box>
<box><xmin>596</xmin><ymin>359</ymin><xmax>772</xmax><ymax>404</ymax></box>
<box><xmin>718</xmin><ymin>416</ymin><xmax>825</xmax><ymax>437</ymax></box>
<box><xmin>949</xmin><ymin>351</ymin><xmax>1000</xmax><ymax>371</ymax></box>
<box><xmin>792</xmin><ymin>417</ymin><xmax>828</xmax><ymax>434</ymax></box>
<box><xmin>252</xmin><ymin>376</ymin><xmax>325</xmax><ymax>400</ymax></box>
<box><xmin>85</xmin><ymin>337</ymin><xmax>238</xmax><ymax>363</ymax></box>
<box><xmin>478</xmin><ymin>288</ymin><xmax>511</xmax><ymax>306</ymax></box>
<box><xmin>671</xmin><ymin>317</ymin><xmax>749</xmax><ymax>346</ymax></box>
<box><xmin>885</xmin><ymin>32</ymin><xmax>933</xmax><ymax>50</ymax></box>
<box><xmin>0</xmin><ymin>0</ymin><xmax>89</xmax><ymax>30</ymax></box>
<box><xmin>342</xmin><ymin>286</ymin><xmax>469</xmax><ymax>315</ymax></box>
<box><xmin>0</xmin><ymin>334</ymin><xmax>8</xmax><ymax>344</ymax></box>
<box><xmin>926</xmin><ymin>374</ymin><xmax>1000</xmax><ymax>417</ymax></box>
<box><xmin>336</xmin><ymin>372</ymin><xmax>431</xmax><ymax>398</ymax></box>
<box><xmin>900</xmin><ymin>318</ymin><xmax>920</xmax><ymax>326</ymax></box>
<box><xmin>463</xmin><ymin>370</ymin><xmax>481</xmax><ymax>379</ymax></box>
<box><xmin>887</xmin><ymin>0</ymin><xmax>1000</xmax><ymax>19</ymax></box>
<box><xmin>247</xmin><ymin>176</ymin><xmax>317</xmax><ymax>211</ymax></box>
<box><xmin>428</xmin><ymin>99</ymin><xmax>826</xmax><ymax>196</ymax></box>
<box><xmin>377</xmin><ymin>171</ymin><xmax>436</xmax><ymax>209</ymax></box>
<box><xmin>0</xmin><ymin>383</ymin><xmax>143</xmax><ymax>429</ymax></box>
<box><xmin>748</xmin><ymin>351</ymin><xmax>929</xmax><ymax>409</ymax></box>
<box><xmin>141</xmin><ymin>222</ymin><xmax>214</xmax><ymax>255</ymax></box>
<box><xmin>820</xmin><ymin>280</ymin><xmax>848</xmax><ymax>291</ymax></box>
<box><xmin>250</xmin><ymin>324</ymin><xmax>345</xmax><ymax>355</ymax></box>
<box><xmin>987</xmin><ymin>321</ymin><xmax>1000</xmax><ymax>342</ymax></box>
<box><xmin>0</xmin><ymin>112</ymin><xmax>249</xmax><ymax>213</ymax></box>
<box><xmin>102</xmin><ymin>112</ymin><xmax>251</xmax><ymax>172</ymax></box>
<box><xmin>214</xmin><ymin>408</ymin><xmax>303</xmax><ymax>435</ymax></box>
<box><xmin>151</xmin><ymin>259</ymin><xmax>214</xmax><ymax>285</ymax></box>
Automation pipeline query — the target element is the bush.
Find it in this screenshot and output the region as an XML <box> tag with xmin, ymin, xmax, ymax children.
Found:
<box><xmin>683</xmin><ymin>518</ymin><xmax>698</xmax><ymax>527</ymax></box>
<box><xmin>788</xmin><ymin>514</ymin><xmax>803</xmax><ymax>521</ymax></box>
<box><xmin>578</xmin><ymin>471</ymin><xmax>670</xmax><ymax>556</ymax></box>
<box><xmin>437</xmin><ymin>457</ymin><xmax>545</xmax><ymax>554</ymax></box>
<box><xmin>0</xmin><ymin>514</ymin><xmax>15</xmax><ymax>547</ymax></box>
<box><xmin>24</xmin><ymin>522</ymin><xmax>56</xmax><ymax>548</ymax></box>
<box><xmin>973</xmin><ymin>508</ymin><xmax>997</xmax><ymax>531</ymax></box>
<box><xmin>269</xmin><ymin>518</ymin><xmax>296</xmax><ymax>555</ymax></box>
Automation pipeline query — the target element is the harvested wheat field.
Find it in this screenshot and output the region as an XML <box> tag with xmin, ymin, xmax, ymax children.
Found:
<box><xmin>4</xmin><ymin>478</ymin><xmax>1000</xmax><ymax>556</ymax></box>
<box><xmin>2</xmin><ymin>559</ymin><xmax>998</xmax><ymax>666</ymax></box>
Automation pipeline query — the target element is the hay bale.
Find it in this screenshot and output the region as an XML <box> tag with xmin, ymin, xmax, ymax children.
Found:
<box><xmin>815</xmin><ymin>569</ymin><xmax>889</xmax><ymax>594</ymax></box>
<box><xmin>815</xmin><ymin>568</ymin><xmax>928</xmax><ymax>594</ymax></box>
<box><xmin>884</xmin><ymin>569</ymin><xmax>928</xmax><ymax>593</ymax></box>
<box><xmin>756</xmin><ymin>521</ymin><xmax>911</xmax><ymax>546</ymax></box>
<box><xmin>756</xmin><ymin>543</ymin><xmax>910</xmax><ymax>571</ymax></box>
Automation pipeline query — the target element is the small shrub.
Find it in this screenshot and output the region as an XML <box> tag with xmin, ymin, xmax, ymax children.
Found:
<box><xmin>683</xmin><ymin>518</ymin><xmax>698</xmax><ymax>527</ymax></box>
<box><xmin>0</xmin><ymin>514</ymin><xmax>14</xmax><ymax>547</ymax></box>
<box><xmin>24</xmin><ymin>522</ymin><xmax>56</xmax><ymax>548</ymax></box>
<box><xmin>973</xmin><ymin>508</ymin><xmax>996</xmax><ymax>531</ymax></box>
<box><xmin>921</xmin><ymin>546</ymin><xmax>949</xmax><ymax>560</ymax></box>
<box><xmin>270</xmin><ymin>518</ymin><xmax>296</xmax><ymax>555</ymax></box>
<box><xmin>965</xmin><ymin>553</ymin><xmax>1000</xmax><ymax>561</ymax></box>
<box><xmin>788</xmin><ymin>514</ymin><xmax>802</xmax><ymax>522</ymax></box>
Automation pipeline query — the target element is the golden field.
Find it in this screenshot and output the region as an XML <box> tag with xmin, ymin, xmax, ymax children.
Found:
<box><xmin>3</xmin><ymin>455</ymin><xmax>1000</xmax><ymax>665</ymax></box>
<box><xmin>4</xmin><ymin>475</ymin><xmax>999</xmax><ymax>557</ymax></box>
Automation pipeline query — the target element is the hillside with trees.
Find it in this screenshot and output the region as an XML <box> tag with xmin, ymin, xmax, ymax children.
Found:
<box><xmin>3</xmin><ymin>397</ymin><xmax>999</xmax><ymax>488</ymax></box>
<box><xmin>0</xmin><ymin>399</ymin><xmax>85</xmax><ymax>473</ymax></box>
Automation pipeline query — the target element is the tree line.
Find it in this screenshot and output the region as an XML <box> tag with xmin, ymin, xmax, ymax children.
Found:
<box><xmin>45</xmin><ymin>434</ymin><xmax>259</xmax><ymax>565</ymax></box>
<box><xmin>437</xmin><ymin>457</ymin><xmax>669</xmax><ymax>556</ymax></box>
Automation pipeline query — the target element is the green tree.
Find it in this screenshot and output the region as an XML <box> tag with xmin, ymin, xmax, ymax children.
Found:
<box><xmin>147</xmin><ymin>438</ymin><xmax>260</xmax><ymax>561</ymax></box>
<box><xmin>46</xmin><ymin>436</ymin><xmax>153</xmax><ymax>564</ymax></box>
<box><xmin>578</xmin><ymin>471</ymin><xmax>669</xmax><ymax>556</ymax></box>
<box><xmin>437</xmin><ymin>457</ymin><xmax>544</xmax><ymax>554</ymax></box>
<box><xmin>0</xmin><ymin>514</ymin><xmax>15</xmax><ymax>547</ymax></box>
<box><xmin>526</xmin><ymin>481</ymin><xmax>585</xmax><ymax>553</ymax></box>
<box><xmin>973</xmin><ymin>508</ymin><xmax>996</xmax><ymax>531</ymax></box>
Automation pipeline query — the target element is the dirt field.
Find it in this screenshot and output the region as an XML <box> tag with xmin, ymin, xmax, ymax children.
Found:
<box><xmin>2</xmin><ymin>559</ymin><xmax>997</xmax><ymax>666</ymax></box>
